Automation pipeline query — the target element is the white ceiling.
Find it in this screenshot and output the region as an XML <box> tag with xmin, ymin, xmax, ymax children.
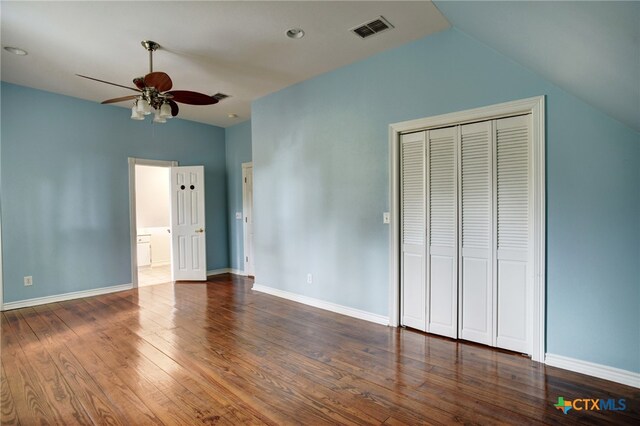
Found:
<box><xmin>435</xmin><ymin>1</ymin><xmax>640</xmax><ymax>132</ymax></box>
<box><xmin>1</xmin><ymin>1</ymin><xmax>450</xmax><ymax>127</ymax></box>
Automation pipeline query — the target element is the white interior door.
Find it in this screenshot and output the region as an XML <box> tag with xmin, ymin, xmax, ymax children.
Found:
<box><xmin>427</xmin><ymin>127</ymin><xmax>458</xmax><ymax>338</ymax></box>
<box><xmin>459</xmin><ymin>121</ymin><xmax>494</xmax><ymax>345</ymax></box>
<box><xmin>243</xmin><ymin>164</ymin><xmax>255</xmax><ymax>276</ymax></box>
<box><xmin>495</xmin><ymin>115</ymin><xmax>532</xmax><ymax>354</ymax></box>
<box><xmin>400</xmin><ymin>132</ymin><xmax>427</xmax><ymax>331</ymax></box>
<box><xmin>170</xmin><ymin>166</ymin><xmax>206</xmax><ymax>281</ymax></box>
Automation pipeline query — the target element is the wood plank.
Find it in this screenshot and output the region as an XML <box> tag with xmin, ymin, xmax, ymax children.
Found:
<box><xmin>3</xmin><ymin>276</ymin><xmax>638</xmax><ymax>425</ymax></box>
<box><xmin>49</xmin><ymin>300</ymin><xmax>223</xmax><ymax>426</ymax></box>
<box><xmin>21</xmin><ymin>306</ymin><xmax>142</xmax><ymax>425</ymax></box>
<box><xmin>3</xmin><ymin>311</ymin><xmax>93</xmax><ymax>425</ymax></box>
<box><xmin>0</xmin><ymin>361</ymin><xmax>20</xmax><ymax>426</ymax></box>
<box><xmin>79</xmin><ymin>297</ymin><xmax>349</xmax><ymax>425</ymax></box>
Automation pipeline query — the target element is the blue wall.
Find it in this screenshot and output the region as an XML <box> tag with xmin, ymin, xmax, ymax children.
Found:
<box><xmin>252</xmin><ymin>29</ymin><xmax>640</xmax><ymax>372</ymax></box>
<box><xmin>1</xmin><ymin>82</ymin><xmax>229</xmax><ymax>303</ymax></box>
<box><xmin>225</xmin><ymin>120</ymin><xmax>252</xmax><ymax>271</ymax></box>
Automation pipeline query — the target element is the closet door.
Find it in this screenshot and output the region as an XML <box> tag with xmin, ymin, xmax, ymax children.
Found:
<box><xmin>495</xmin><ymin>115</ymin><xmax>532</xmax><ymax>354</ymax></box>
<box><xmin>427</xmin><ymin>127</ymin><xmax>458</xmax><ymax>338</ymax></box>
<box><xmin>459</xmin><ymin>121</ymin><xmax>494</xmax><ymax>345</ymax></box>
<box><xmin>400</xmin><ymin>132</ymin><xmax>427</xmax><ymax>331</ymax></box>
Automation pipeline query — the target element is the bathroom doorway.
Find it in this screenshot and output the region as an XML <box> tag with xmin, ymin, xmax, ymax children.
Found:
<box><xmin>129</xmin><ymin>158</ymin><xmax>177</xmax><ymax>287</ymax></box>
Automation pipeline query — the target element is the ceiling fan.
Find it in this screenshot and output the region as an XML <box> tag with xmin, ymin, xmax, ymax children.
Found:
<box><xmin>77</xmin><ymin>40</ymin><xmax>218</xmax><ymax>123</ymax></box>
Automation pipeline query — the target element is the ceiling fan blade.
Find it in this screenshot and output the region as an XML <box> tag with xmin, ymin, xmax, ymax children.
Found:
<box><xmin>144</xmin><ymin>72</ymin><xmax>173</xmax><ymax>92</ymax></box>
<box><xmin>166</xmin><ymin>90</ymin><xmax>219</xmax><ymax>105</ymax></box>
<box><xmin>168</xmin><ymin>99</ymin><xmax>179</xmax><ymax>117</ymax></box>
<box><xmin>76</xmin><ymin>74</ymin><xmax>141</xmax><ymax>92</ymax></box>
<box><xmin>101</xmin><ymin>95</ymin><xmax>139</xmax><ymax>105</ymax></box>
<box><xmin>133</xmin><ymin>77</ymin><xmax>146</xmax><ymax>90</ymax></box>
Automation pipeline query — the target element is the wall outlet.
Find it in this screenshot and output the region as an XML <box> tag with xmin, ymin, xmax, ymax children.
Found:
<box><xmin>24</xmin><ymin>276</ymin><xmax>33</xmax><ymax>286</ymax></box>
<box><xmin>236</xmin><ymin>212</ymin><xmax>242</xmax><ymax>219</ymax></box>
<box><xmin>307</xmin><ymin>273</ymin><xmax>313</xmax><ymax>284</ymax></box>
<box><xmin>383</xmin><ymin>212</ymin><xmax>390</xmax><ymax>224</ymax></box>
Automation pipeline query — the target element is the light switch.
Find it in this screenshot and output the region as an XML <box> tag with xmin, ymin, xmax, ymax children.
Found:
<box><xmin>236</xmin><ymin>212</ymin><xmax>242</xmax><ymax>219</ymax></box>
<box><xmin>383</xmin><ymin>212</ymin><xmax>390</xmax><ymax>224</ymax></box>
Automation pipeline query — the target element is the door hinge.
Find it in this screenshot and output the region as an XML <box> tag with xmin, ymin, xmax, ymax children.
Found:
<box><xmin>245</xmin><ymin>256</ymin><xmax>248</xmax><ymax>262</ymax></box>
<box><xmin>244</xmin><ymin>177</ymin><xmax>247</xmax><ymax>183</ymax></box>
<box><xmin>245</xmin><ymin>217</ymin><xmax>247</xmax><ymax>223</ymax></box>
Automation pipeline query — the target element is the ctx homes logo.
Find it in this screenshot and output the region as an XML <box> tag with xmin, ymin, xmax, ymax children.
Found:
<box><xmin>554</xmin><ymin>397</ymin><xmax>627</xmax><ymax>414</ymax></box>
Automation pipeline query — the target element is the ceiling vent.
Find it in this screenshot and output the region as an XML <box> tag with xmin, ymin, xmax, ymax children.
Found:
<box><xmin>212</xmin><ymin>93</ymin><xmax>230</xmax><ymax>101</ymax></box>
<box><xmin>351</xmin><ymin>16</ymin><xmax>394</xmax><ymax>39</ymax></box>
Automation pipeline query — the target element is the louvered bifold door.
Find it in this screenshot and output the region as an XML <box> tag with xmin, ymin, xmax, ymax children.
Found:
<box><xmin>459</xmin><ymin>121</ymin><xmax>494</xmax><ymax>345</ymax></box>
<box><xmin>495</xmin><ymin>115</ymin><xmax>533</xmax><ymax>354</ymax></box>
<box><xmin>427</xmin><ymin>127</ymin><xmax>458</xmax><ymax>338</ymax></box>
<box><xmin>400</xmin><ymin>132</ymin><xmax>427</xmax><ymax>331</ymax></box>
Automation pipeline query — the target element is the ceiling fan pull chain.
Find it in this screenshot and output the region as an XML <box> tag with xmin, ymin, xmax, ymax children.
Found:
<box><xmin>149</xmin><ymin>49</ymin><xmax>153</xmax><ymax>73</ymax></box>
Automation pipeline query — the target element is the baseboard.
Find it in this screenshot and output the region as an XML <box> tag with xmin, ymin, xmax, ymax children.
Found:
<box><xmin>207</xmin><ymin>268</ymin><xmax>247</xmax><ymax>277</ymax></box>
<box><xmin>545</xmin><ymin>353</ymin><xmax>640</xmax><ymax>388</ymax></box>
<box><xmin>207</xmin><ymin>268</ymin><xmax>230</xmax><ymax>276</ymax></box>
<box><xmin>151</xmin><ymin>260</ymin><xmax>170</xmax><ymax>267</ymax></box>
<box><xmin>252</xmin><ymin>283</ymin><xmax>389</xmax><ymax>326</ymax></box>
<box><xmin>1</xmin><ymin>283</ymin><xmax>133</xmax><ymax>311</ymax></box>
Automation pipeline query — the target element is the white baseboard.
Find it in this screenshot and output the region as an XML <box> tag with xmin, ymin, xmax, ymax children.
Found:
<box><xmin>2</xmin><ymin>283</ymin><xmax>133</xmax><ymax>311</ymax></box>
<box><xmin>151</xmin><ymin>260</ymin><xmax>170</xmax><ymax>267</ymax></box>
<box><xmin>207</xmin><ymin>268</ymin><xmax>230</xmax><ymax>276</ymax></box>
<box><xmin>545</xmin><ymin>353</ymin><xmax>640</xmax><ymax>388</ymax></box>
<box><xmin>252</xmin><ymin>283</ymin><xmax>389</xmax><ymax>326</ymax></box>
<box><xmin>207</xmin><ymin>268</ymin><xmax>247</xmax><ymax>277</ymax></box>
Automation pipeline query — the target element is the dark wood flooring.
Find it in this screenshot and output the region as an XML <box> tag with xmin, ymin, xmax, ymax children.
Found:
<box><xmin>1</xmin><ymin>274</ymin><xmax>638</xmax><ymax>425</ymax></box>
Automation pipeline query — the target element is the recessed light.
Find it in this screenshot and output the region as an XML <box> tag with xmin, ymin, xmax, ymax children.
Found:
<box><xmin>286</xmin><ymin>28</ymin><xmax>305</xmax><ymax>39</ymax></box>
<box><xmin>3</xmin><ymin>46</ymin><xmax>28</xmax><ymax>56</ymax></box>
<box><xmin>228</xmin><ymin>113</ymin><xmax>239</xmax><ymax>119</ymax></box>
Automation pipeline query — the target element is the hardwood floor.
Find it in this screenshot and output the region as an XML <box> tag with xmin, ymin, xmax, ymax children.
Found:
<box><xmin>1</xmin><ymin>274</ymin><xmax>638</xmax><ymax>425</ymax></box>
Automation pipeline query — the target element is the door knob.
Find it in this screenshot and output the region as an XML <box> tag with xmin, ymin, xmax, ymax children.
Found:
<box><xmin>195</xmin><ymin>228</ymin><xmax>204</xmax><ymax>233</ymax></box>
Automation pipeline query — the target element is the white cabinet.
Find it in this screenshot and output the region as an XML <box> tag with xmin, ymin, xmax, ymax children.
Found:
<box><xmin>137</xmin><ymin>234</ymin><xmax>151</xmax><ymax>267</ymax></box>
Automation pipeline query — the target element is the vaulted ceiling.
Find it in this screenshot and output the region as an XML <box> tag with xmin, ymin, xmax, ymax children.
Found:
<box><xmin>434</xmin><ymin>1</ymin><xmax>640</xmax><ymax>132</ymax></box>
<box><xmin>0</xmin><ymin>1</ymin><xmax>449</xmax><ymax>127</ymax></box>
<box><xmin>2</xmin><ymin>1</ymin><xmax>638</xmax><ymax>131</ymax></box>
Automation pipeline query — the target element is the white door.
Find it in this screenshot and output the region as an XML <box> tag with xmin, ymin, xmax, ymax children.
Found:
<box><xmin>495</xmin><ymin>115</ymin><xmax>533</xmax><ymax>354</ymax></box>
<box><xmin>170</xmin><ymin>166</ymin><xmax>206</xmax><ymax>281</ymax></box>
<box><xmin>427</xmin><ymin>127</ymin><xmax>458</xmax><ymax>338</ymax></box>
<box><xmin>400</xmin><ymin>132</ymin><xmax>427</xmax><ymax>331</ymax></box>
<box><xmin>459</xmin><ymin>121</ymin><xmax>494</xmax><ymax>345</ymax></box>
<box><xmin>243</xmin><ymin>164</ymin><xmax>255</xmax><ymax>276</ymax></box>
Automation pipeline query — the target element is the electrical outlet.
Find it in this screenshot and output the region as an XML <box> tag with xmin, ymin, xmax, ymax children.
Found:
<box><xmin>307</xmin><ymin>273</ymin><xmax>313</xmax><ymax>284</ymax></box>
<box><xmin>24</xmin><ymin>276</ymin><xmax>33</xmax><ymax>286</ymax></box>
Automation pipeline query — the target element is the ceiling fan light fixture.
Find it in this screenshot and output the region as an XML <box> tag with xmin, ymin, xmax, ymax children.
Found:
<box><xmin>131</xmin><ymin>103</ymin><xmax>144</xmax><ymax>120</ymax></box>
<box><xmin>153</xmin><ymin>109</ymin><xmax>167</xmax><ymax>124</ymax></box>
<box><xmin>137</xmin><ymin>98</ymin><xmax>151</xmax><ymax>115</ymax></box>
<box><xmin>160</xmin><ymin>102</ymin><xmax>172</xmax><ymax>119</ymax></box>
<box><xmin>78</xmin><ymin>41</ymin><xmax>218</xmax><ymax>123</ymax></box>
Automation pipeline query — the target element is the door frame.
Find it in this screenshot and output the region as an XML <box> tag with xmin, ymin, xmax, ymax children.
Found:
<box><xmin>128</xmin><ymin>157</ymin><xmax>178</xmax><ymax>288</ymax></box>
<box><xmin>388</xmin><ymin>96</ymin><xmax>546</xmax><ymax>362</ymax></box>
<box><xmin>0</xmin><ymin>201</ymin><xmax>4</xmax><ymax>311</ymax></box>
<box><xmin>242</xmin><ymin>162</ymin><xmax>254</xmax><ymax>276</ymax></box>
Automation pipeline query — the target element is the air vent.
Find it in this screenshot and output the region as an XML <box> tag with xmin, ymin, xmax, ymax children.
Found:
<box><xmin>351</xmin><ymin>16</ymin><xmax>394</xmax><ymax>39</ymax></box>
<box><xmin>212</xmin><ymin>93</ymin><xmax>230</xmax><ymax>101</ymax></box>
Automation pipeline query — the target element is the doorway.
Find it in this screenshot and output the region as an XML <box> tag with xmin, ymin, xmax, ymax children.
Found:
<box><xmin>128</xmin><ymin>158</ymin><xmax>177</xmax><ymax>287</ymax></box>
<box><xmin>242</xmin><ymin>162</ymin><xmax>255</xmax><ymax>276</ymax></box>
